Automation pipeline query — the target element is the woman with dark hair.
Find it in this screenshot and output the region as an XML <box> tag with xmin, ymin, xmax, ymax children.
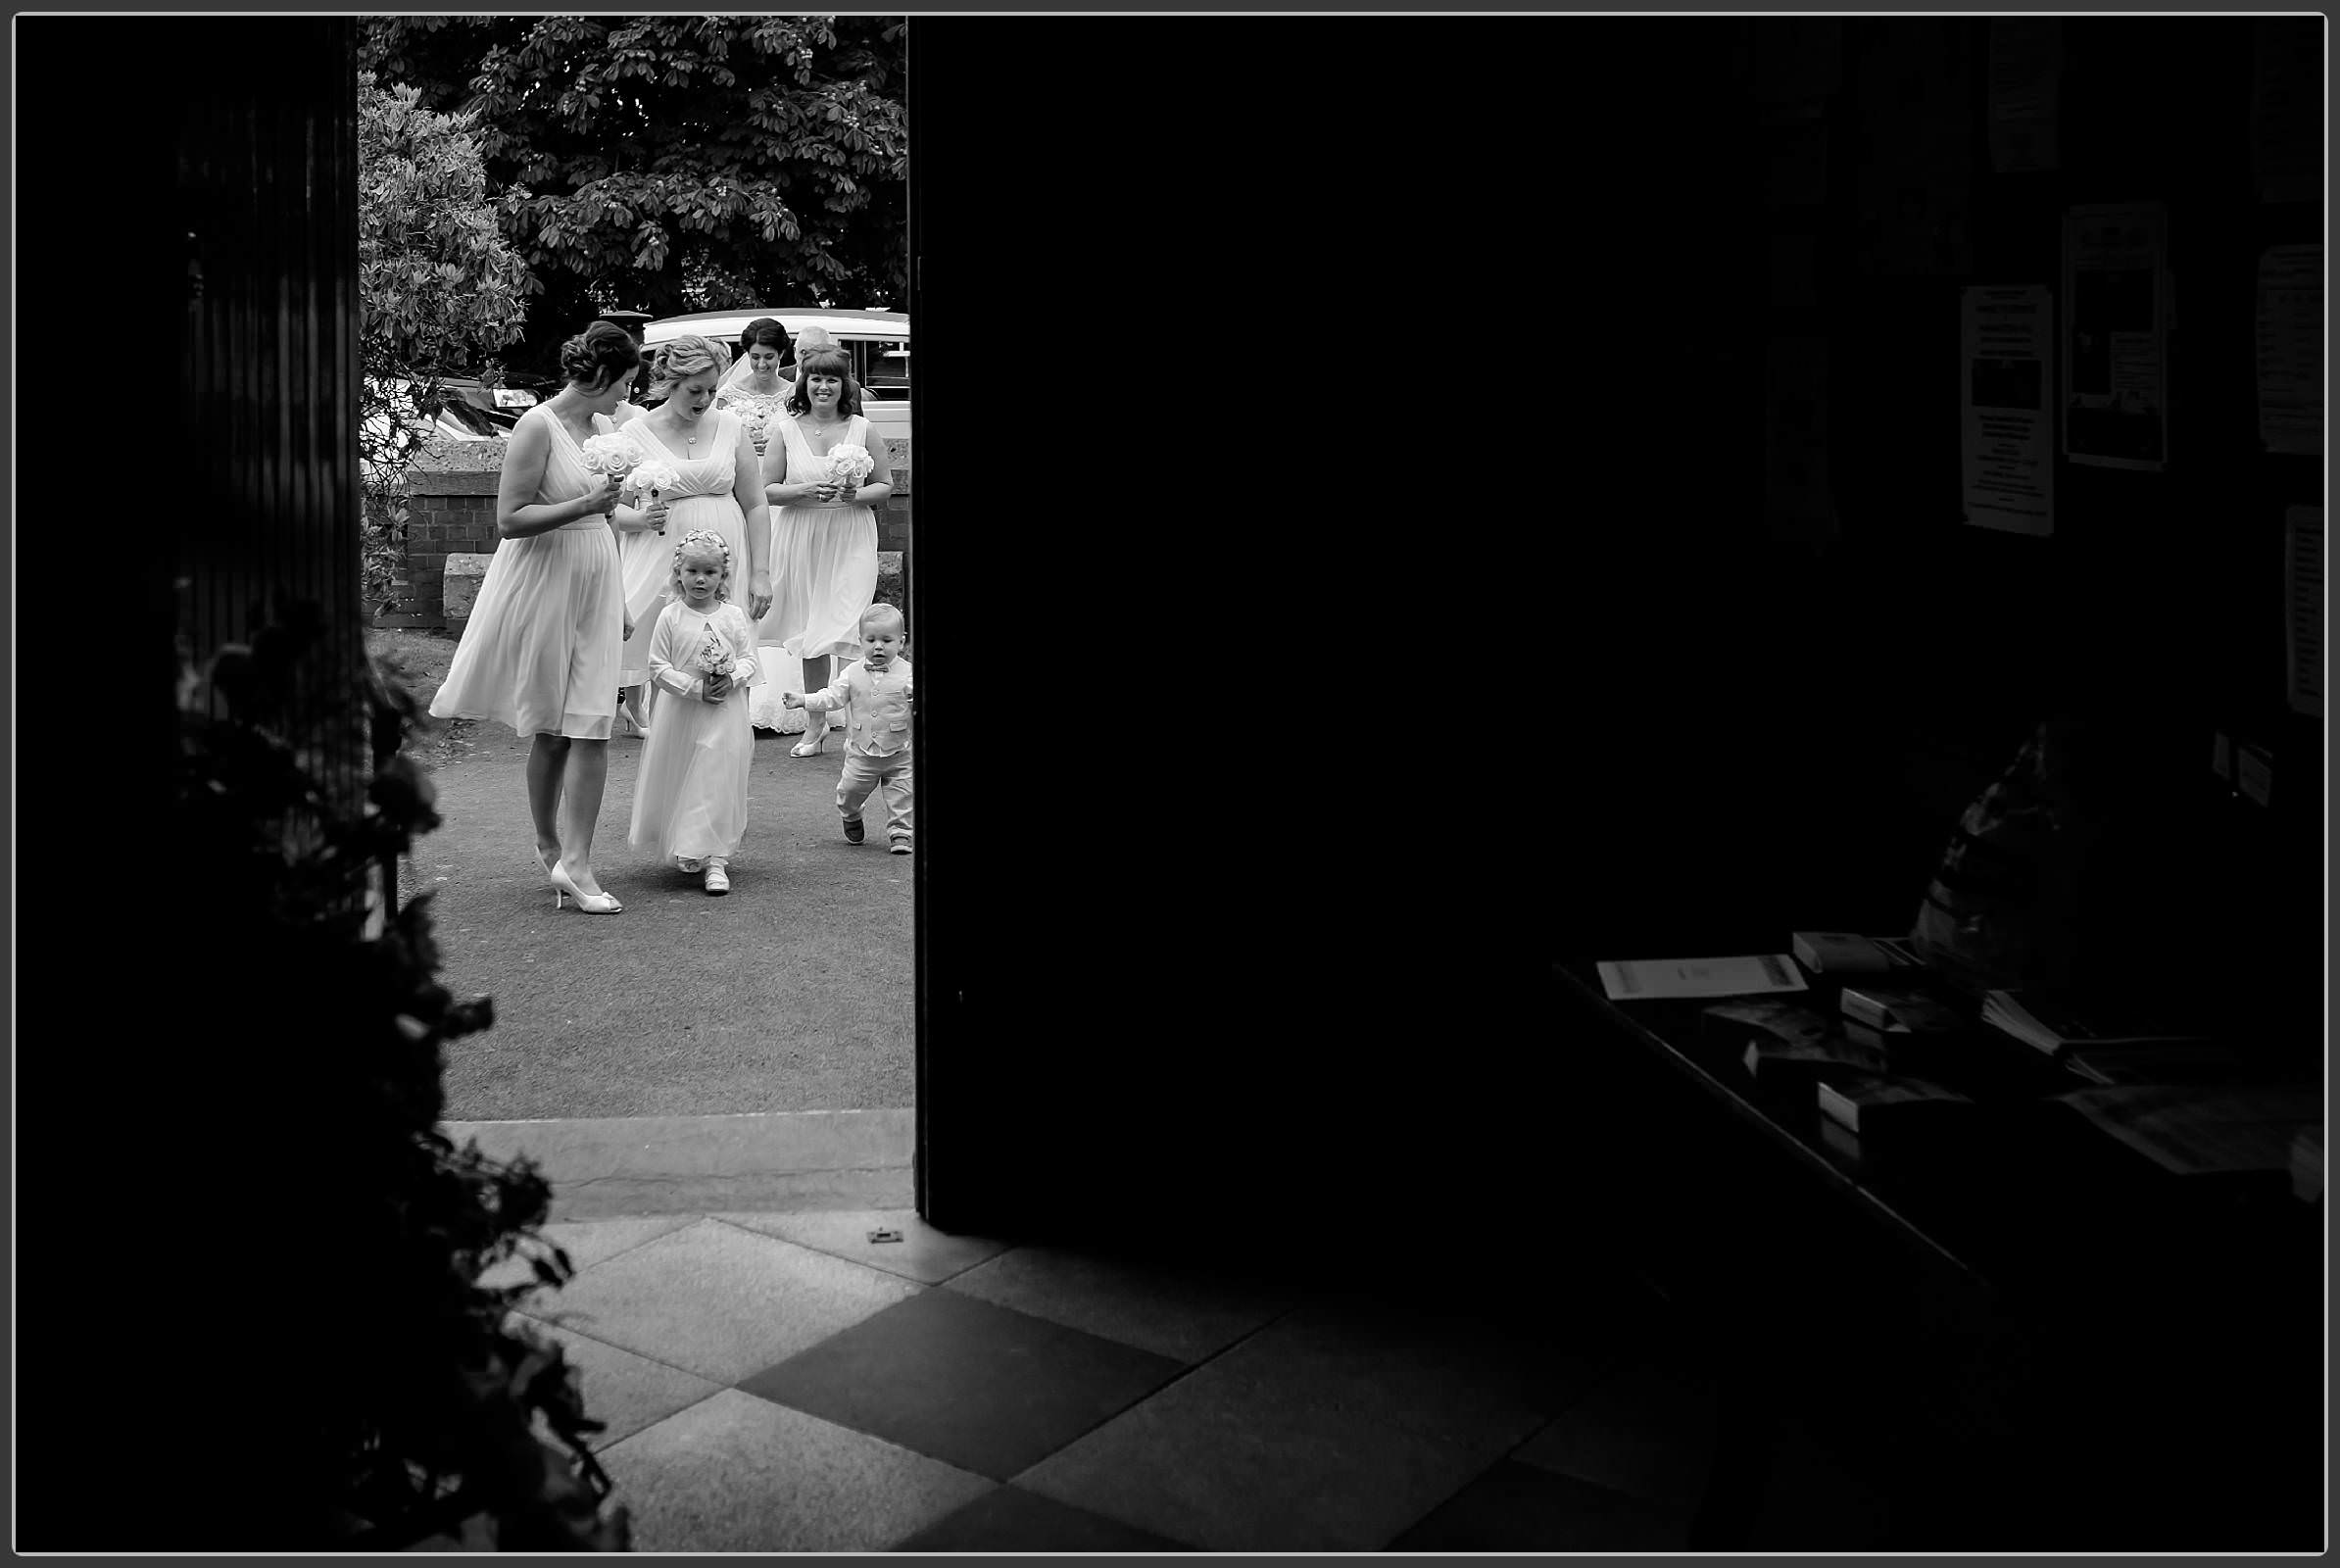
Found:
<box><xmin>429</xmin><ymin>319</ymin><xmax>640</xmax><ymax>914</ymax></box>
<box><xmin>756</xmin><ymin>343</ymin><xmax>895</xmax><ymax>756</ymax></box>
<box><xmin>715</xmin><ymin>317</ymin><xmax>793</xmax><ymax>462</ymax></box>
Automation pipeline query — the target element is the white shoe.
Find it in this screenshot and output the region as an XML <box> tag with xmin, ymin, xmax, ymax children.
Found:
<box><xmin>677</xmin><ymin>856</ymin><xmax>704</xmax><ymax>874</ymax></box>
<box><xmin>705</xmin><ymin>859</ymin><xmax>731</xmax><ymax>896</ymax></box>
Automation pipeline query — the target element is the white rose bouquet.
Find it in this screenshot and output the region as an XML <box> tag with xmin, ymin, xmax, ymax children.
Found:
<box><xmin>578</xmin><ymin>433</ymin><xmax>680</xmax><ymax>528</ymax></box>
<box><xmin>821</xmin><ymin>442</ymin><xmax>876</xmax><ymax>492</ymax></box>
<box><xmin>621</xmin><ymin>459</ymin><xmax>681</xmax><ymax>508</ymax></box>
<box><xmin>577</xmin><ymin>431</ymin><xmax>642</xmax><ymax>477</ymax></box>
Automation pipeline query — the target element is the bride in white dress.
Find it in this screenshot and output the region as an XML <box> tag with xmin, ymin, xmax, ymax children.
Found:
<box><xmin>753</xmin><ymin>343</ymin><xmax>895</xmax><ymax>754</ymax></box>
<box><xmin>712</xmin><ymin>317</ymin><xmax>793</xmax><ymax>466</ymax></box>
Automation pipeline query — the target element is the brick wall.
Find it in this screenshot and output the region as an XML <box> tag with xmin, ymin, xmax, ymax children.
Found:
<box><xmin>375</xmin><ymin>434</ymin><xmax>913</xmax><ymax>629</ymax></box>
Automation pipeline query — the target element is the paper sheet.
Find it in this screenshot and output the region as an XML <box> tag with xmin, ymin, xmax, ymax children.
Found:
<box><xmin>2252</xmin><ymin>19</ymin><xmax>2323</xmax><ymax>204</ymax></box>
<box><xmin>1987</xmin><ymin>19</ymin><xmax>2061</xmax><ymax>173</ymax></box>
<box><xmin>1745</xmin><ymin>19</ymin><xmax>1843</xmax><ymax>104</ymax></box>
<box><xmin>1765</xmin><ymin>335</ymin><xmax>1836</xmax><ymax>542</ymax></box>
<box><xmin>1597</xmin><ymin>956</ymin><xmax>1809</xmax><ymax>1003</ymax></box>
<box><xmin>1762</xmin><ymin>103</ymin><xmax>1829</xmax><ymax>209</ymax></box>
<box><xmin>2062</xmin><ymin>204</ymin><xmax>2169</xmax><ymax>471</ymax></box>
<box><xmin>2256</xmin><ymin>245</ymin><xmax>2322</xmax><ymax>457</ymax></box>
<box><xmin>1853</xmin><ymin>20</ymin><xmax>1973</xmax><ymax>275</ymax></box>
<box><xmin>1961</xmin><ymin>285</ymin><xmax>2055</xmax><ymax>536</ymax></box>
<box><xmin>1770</xmin><ymin>232</ymin><xmax>1820</xmax><ymax>313</ymax></box>
<box><xmin>2062</xmin><ymin>1085</ymin><xmax>2321</xmax><ymax>1176</ymax></box>
<box><xmin>2285</xmin><ymin>506</ymin><xmax>2322</xmax><ymax>717</ymax></box>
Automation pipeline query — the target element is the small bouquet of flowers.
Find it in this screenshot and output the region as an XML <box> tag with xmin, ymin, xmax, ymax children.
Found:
<box><xmin>820</xmin><ymin>442</ymin><xmax>876</xmax><ymax>494</ymax></box>
<box><xmin>697</xmin><ymin>624</ymin><xmax>738</xmax><ymax>686</ymax></box>
<box><xmin>577</xmin><ymin>433</ymin><xmax>681</xmax><ymax>525</ymax></box>
<box><xmin>577</xmin><ymin>431</ymin><xmax>642</xmax><ymax>478</ymax></box>
<box><xmin>720</xmin><ymin>391</ymin><xmax>784</xmax><ymax>457</ymax></box>
<box><xmin>621</xmin><ymin>458</ymin><xmax>681</xmax><ymax>508</ymax></box>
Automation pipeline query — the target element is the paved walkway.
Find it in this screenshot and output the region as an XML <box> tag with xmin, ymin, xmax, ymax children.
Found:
<box><xmin>428</xmin><ymin>1195</ymin><xmax>1879</xmax><ymax>1551</ymax></box>
<box><xmin>445</xmin><ymin>1109</ymin><xmax>915</xmax><ymax>1219</ymax></box>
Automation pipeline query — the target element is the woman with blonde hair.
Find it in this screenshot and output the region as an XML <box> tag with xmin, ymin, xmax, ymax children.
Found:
<box><xmin>756</xmin><ymin>340</ymin><xmax>893</xmax><ymax>756</ymax></box>
<box><xmin>613</xmin><ymin>336</ymin><xmax>774</xmax><ymax>666</ymax></box>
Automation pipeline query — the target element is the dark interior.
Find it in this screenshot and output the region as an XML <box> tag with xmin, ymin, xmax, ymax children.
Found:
<box><xmin>910</xmin><ymin>16</ymin><xmax>2325</xmax><ymax>1549</ymax></box>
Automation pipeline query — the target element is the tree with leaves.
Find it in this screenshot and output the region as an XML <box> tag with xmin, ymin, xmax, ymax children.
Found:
<box><xmin>359</xmin><ymin>73</ymin><xmax>533</xmax><ymax>612</ymax></box>
<box><xmin>359</xmin><ymin>16</ymin><xmax>907</xmax><ymax>377</ymax></box>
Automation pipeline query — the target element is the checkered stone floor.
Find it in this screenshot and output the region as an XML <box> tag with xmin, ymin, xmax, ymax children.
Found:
<box><xmin>477</xmin><ymin>1209</ymin><xmax>1783</xmax><ymax>1552</ymax></box>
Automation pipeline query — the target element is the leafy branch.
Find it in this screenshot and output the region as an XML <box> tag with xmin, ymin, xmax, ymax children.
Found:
<box><xmin>359</xmin><ymin>73</ymin><xmax>532</xmax><ymax>616</ymax></box>
<box><xmin>178</xmin><ymin>604</ymin><xmax>627</xmax><ymax>1550</ymax></box>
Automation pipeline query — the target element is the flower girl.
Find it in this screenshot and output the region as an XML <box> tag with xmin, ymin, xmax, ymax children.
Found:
<box><xmin>629</xmin><ymin>530</ymin><xmax>763</xmax><ymax>895</ymax></box>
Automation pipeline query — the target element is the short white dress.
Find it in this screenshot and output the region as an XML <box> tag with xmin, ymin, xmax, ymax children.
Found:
<box><xmin>427</xmin><ymin>405</ymin><xmax>622</xmax><ymax>740</ymax></box>
<box><xmin>758</xmin><ymin>411</ymin><xmax>880</xmax><ymax>662</ymax></box>
<box><xmin>629</xmin><ymin>411</ymin><xmax>756</xmax><ymax>616</ymax></box>
<box><xmin>629</xmin><ymin>600</ymin><xmax>763</xmax><ymax>862</ymax></box>
<box><xmin>606</xmin><ymin>406</ymin><xmax>668</xmax><ymax>691</ymax></box>
<box><xmin>751</xmin><ymin>412</ymin><xmax>881</xmax><ymax>732</ymax></box>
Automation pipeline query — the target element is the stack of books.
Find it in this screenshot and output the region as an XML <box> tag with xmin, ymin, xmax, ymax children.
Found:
<box><xmin>1702</xmin><ymin>999</ymin><xmax>1890</xmax><ymax>1086</ymax></box>
<box><xmin>1791</xmin><ymin>932</ymin><xmax>1898</xmax><ymax>975</ymax></box>
<box><xmin>1816</xmin><ymin>1076</ymin><xmax>1973</xmax><ymax>1136</ymax></box>
<box><xmin>1981</xmin><ymin>989</ymin><xmax>2213</xmax><ymax>1060</ymax></box>
<box><xmin>1839</xmin><ymin>980</ymin><xmax>1966</xmax><ymax>1038</ymax></box>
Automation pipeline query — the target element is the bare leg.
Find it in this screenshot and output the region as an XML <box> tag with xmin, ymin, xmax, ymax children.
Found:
<box><xmin>557</xmin><ymin>738</ymin><xmax>613</xmax><ymax>896</ymax></box>
<box><xmin>803</xmin><ymin>654</ymin><xmax>832</xmax><ymax>736</ymax></box>
<box><xmin>526</xmin><ymin>734</ymin><xmax>570</xmax><ymax>865</ymax></box>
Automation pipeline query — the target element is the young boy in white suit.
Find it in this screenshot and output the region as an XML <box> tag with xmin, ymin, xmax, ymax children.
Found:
<box><xmin>781</xmin><ymin>602</ymin><xmax>914</xmax><ymax>853</ymax></box>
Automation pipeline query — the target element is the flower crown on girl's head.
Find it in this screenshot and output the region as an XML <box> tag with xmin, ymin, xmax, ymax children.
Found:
<box><xmin>669</xmin><ymin>528</ymin><xmax>734</xmax><ymax>601</ymax></box>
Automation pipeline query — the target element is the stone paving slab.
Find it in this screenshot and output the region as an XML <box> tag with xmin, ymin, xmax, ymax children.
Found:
<box><xmin>443</xmin><ymin>1109</ymin><xmax>915</xmax><ymax>1219</ymax></box>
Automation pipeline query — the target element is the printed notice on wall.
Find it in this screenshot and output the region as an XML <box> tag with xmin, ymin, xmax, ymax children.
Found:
<box><xmin>2285</xmin><ymin>506</ymin><xmax>2322</xmax><ymax>718</ymax></box>
<box><xmin>1961</xmin><ymin>285</ymin><xmax>2055</xmax><ymax>537</ymax></box>
<box><xmin>1745</xmin><ymin>19</ymin><xmax>1843</xmax><ymax>105</ymax></box>
<box><xmin>1987</xmin><ymin>19</ymin><xmax>2061</xmax><ymax>172</ymax></box>
<box><xmin>1854</xmin><ymin>20</ymin><xmax>1974</xmax><ymax>276</ymax></box>
<box><xmin>1765</xmin><ymin>335</ymin><xmax>1836</xmax><ymax>543</ymax></box>
<box><xmin>1762</xmin><ymin>103</ymin><xmax>1829</xmax><ymax>209</ymax></box>
<box><xmin>2256</xmin><ymin>245</ymin><xmax>2322</xmax><ymax>457</ymax></box>
<box><xmin>2062</xmin><ymin>204</ymin><xmax>2169</xmax><ymax>472</ymax></box>
<box><xmin>2252</xmin><ymin>19</ymin><xmax>2322</xmax><ymax>204</ymax></box>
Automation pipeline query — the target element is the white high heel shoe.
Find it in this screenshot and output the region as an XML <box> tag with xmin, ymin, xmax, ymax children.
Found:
<box><xmin>548</xmin><ymin>863</ymin><xmax>622</xmax><ymax>914</ymax></box>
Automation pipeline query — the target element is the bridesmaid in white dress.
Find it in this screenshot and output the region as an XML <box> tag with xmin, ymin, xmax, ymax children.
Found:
<box><xmin>428</xmin><ymin>320</ymin><xmax>639</xmax><ymax>914</ymax></box>
<box><xmin>607</xmin><ymin>393</ymin><xmax>671</xmax><ymax>736</ymax></box>
<box><xmin>595</xmin><ymin>391</ymin><xmax>664</xmax><ymax>734</ymax></box>
<box><xmin>619</xmin><ymin>335</ymin><xmax>773</xmax><ymax>638</ymax></box>
<box><xmin>756</xmin><ymin>343</ymin><xmax>895</xmax><ymax>757</ymax></box>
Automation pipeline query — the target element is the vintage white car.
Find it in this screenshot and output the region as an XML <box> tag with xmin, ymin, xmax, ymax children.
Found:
<box><xmin>640</xmin><ymin>308</ymin><xmax>909</xmax><ymax>453</ymax></box>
